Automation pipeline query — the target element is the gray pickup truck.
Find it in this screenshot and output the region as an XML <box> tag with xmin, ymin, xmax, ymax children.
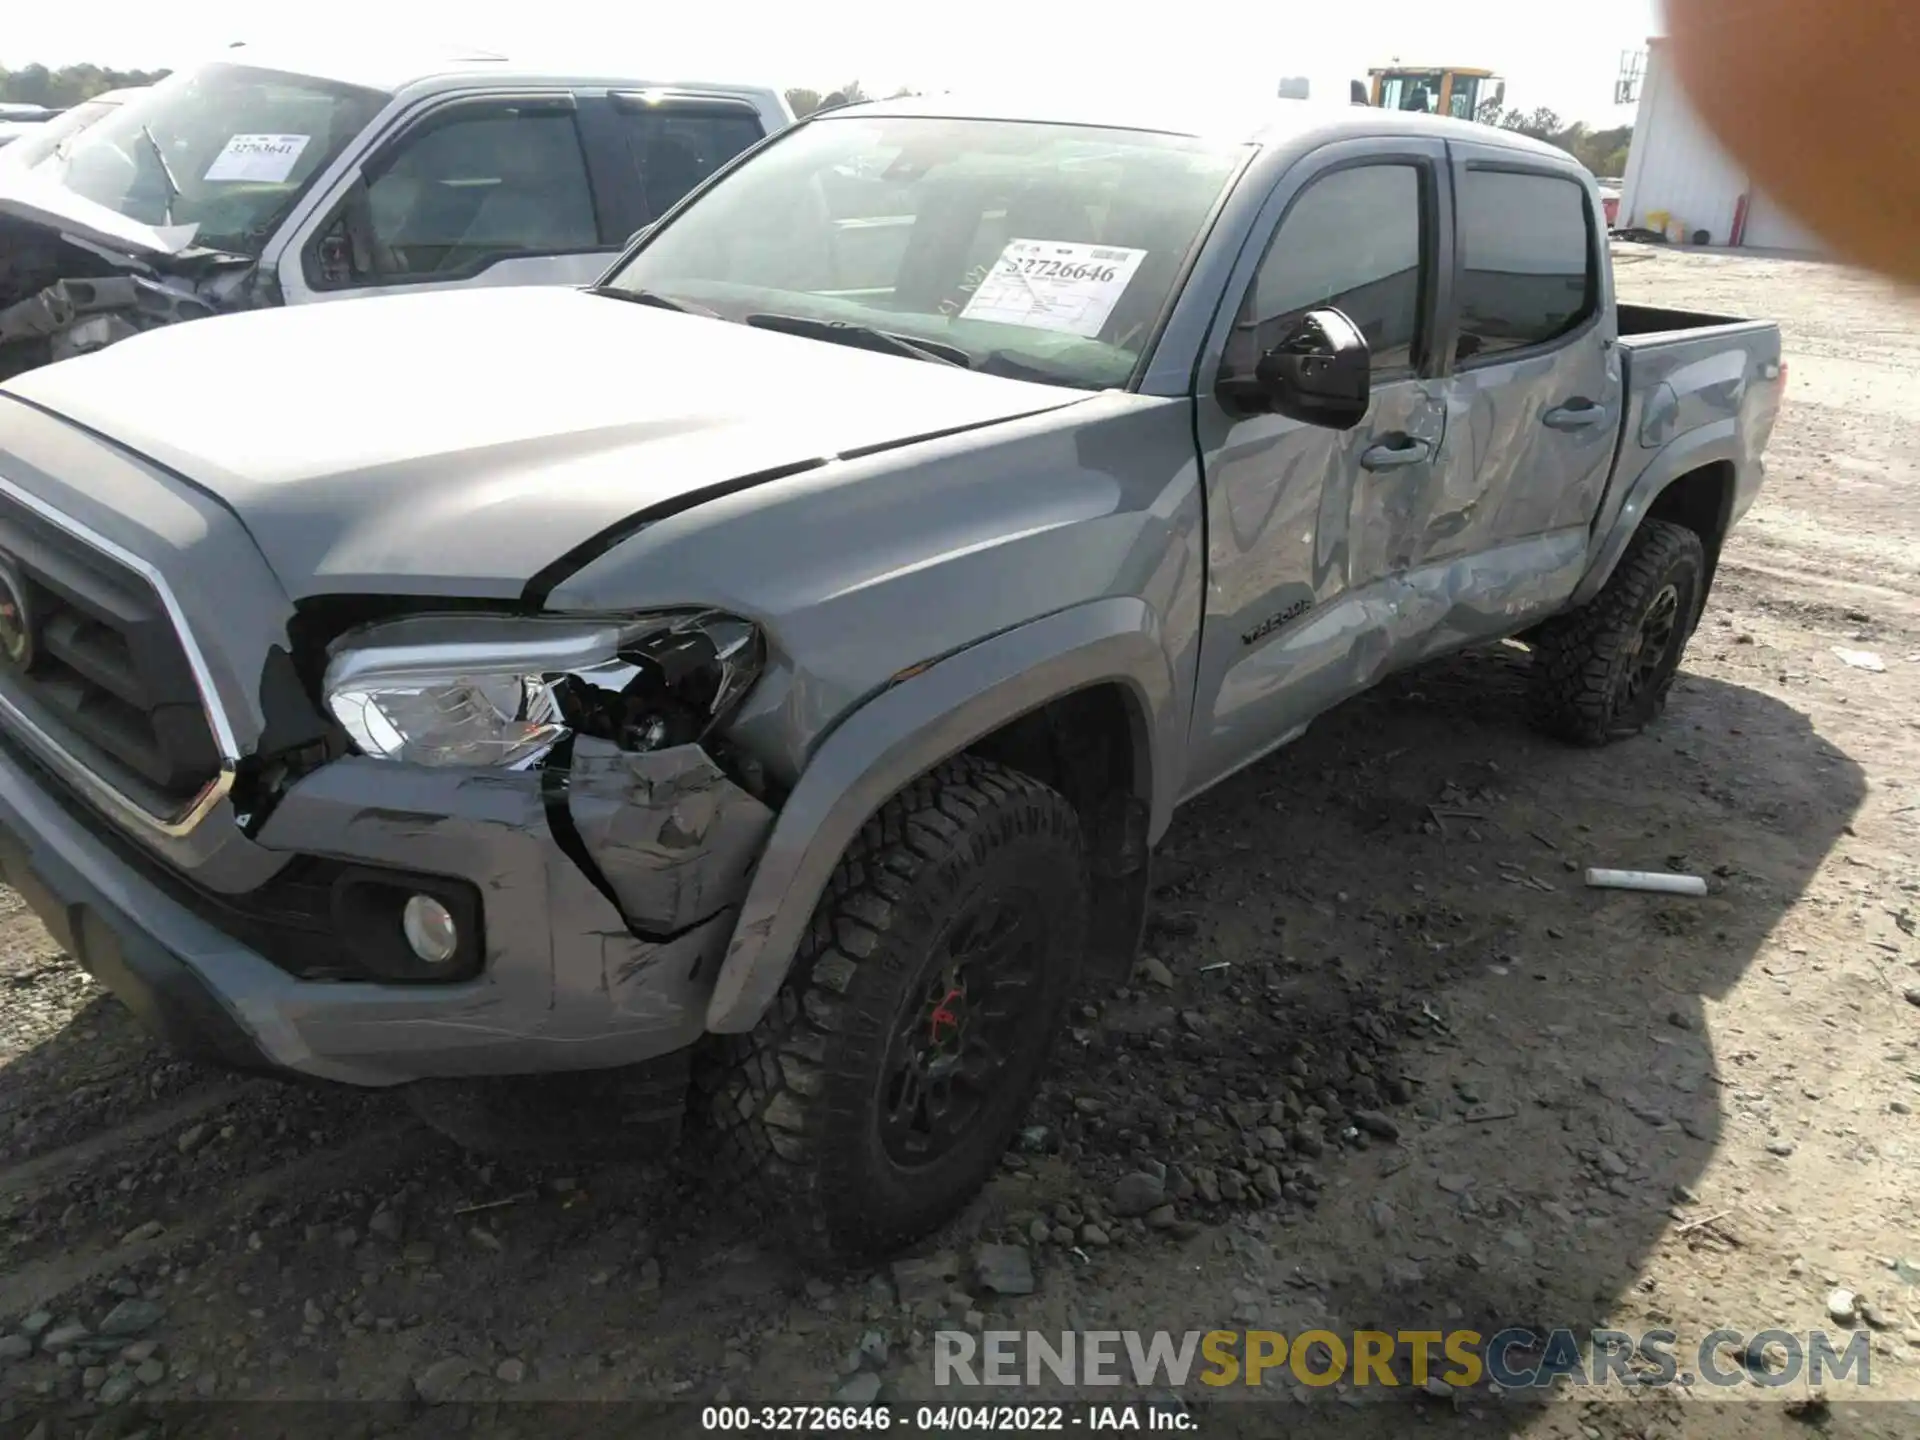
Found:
<box><xmin>0</xmin><ymin>92</ymin><xmax>1783</xmax><ymax>1259</ymax></box>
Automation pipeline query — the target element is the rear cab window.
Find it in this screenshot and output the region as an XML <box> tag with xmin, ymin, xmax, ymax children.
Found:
<box><xmin>609</xmin><ymin>96</ymin><xmax>767</xmax><ymax>222</ymax></box>
<box><xmin>1455</xmin><ymin>168</ymin><xmax>1597</xmax><ymax>362</ymax></box>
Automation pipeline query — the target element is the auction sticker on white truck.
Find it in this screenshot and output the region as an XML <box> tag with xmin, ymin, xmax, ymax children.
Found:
<box><xmin>959</xmin><ymin>239</ymin><xmax>1147</xmax><ymax>338</ymax></box>
<box><xmin>203</xmin><ymin>134</ymin><xmax>312</xmax><ymax>184</ymax></box>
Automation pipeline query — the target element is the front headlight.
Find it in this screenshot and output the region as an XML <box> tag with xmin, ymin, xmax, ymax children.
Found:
<box><xmin>321</xmin><ymin>611</ymin><xmax>762</xmax><ymax>767</ymax></box>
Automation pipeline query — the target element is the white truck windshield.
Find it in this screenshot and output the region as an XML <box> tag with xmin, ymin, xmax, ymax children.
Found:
<box><xmin>607</xmin><ymin>114</ymin><xmax>1248</xmax><ymax>389</ymax></box>
<box><xmin>17</xmin><ymin>62</ymin><xmax>387</xmax><ymax>255</ymax></box>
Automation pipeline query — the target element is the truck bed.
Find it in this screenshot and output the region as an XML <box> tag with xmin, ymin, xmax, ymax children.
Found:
<box><xmin>1616</xmin><ymin>301</ymin><xmax>1770</xmax><ymax>341</ymax></box>
<box><xmin>1587</xmin><ymin>303</ymin><xmax>1786</xmax><ymax>569</ymax></box>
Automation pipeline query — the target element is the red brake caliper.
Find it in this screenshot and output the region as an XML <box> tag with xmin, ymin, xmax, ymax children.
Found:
<box><xmin>927</xmin><ymin>987</ymin><xmax>965</xmax><ymax>1045</ymax></box>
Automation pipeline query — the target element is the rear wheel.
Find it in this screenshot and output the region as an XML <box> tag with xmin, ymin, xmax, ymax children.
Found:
<box><xmin>1530</xmin><ymin>518</ymin><xmax>1706</xmax><ymax>746</ymax></box>
<box><xmin>697</xmin><ymin>757</ymin><xmax>1087</xmax><ymax>1261</ymax></box>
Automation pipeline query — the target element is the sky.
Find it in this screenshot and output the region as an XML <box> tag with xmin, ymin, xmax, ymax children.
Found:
<box><xmin>2</xmin><ymin>0</ymin><xmax>1664</xmax><ymax>127</ymax></box>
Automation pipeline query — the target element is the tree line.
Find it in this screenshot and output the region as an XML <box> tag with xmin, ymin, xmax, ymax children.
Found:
<box><xmin>1478</xmin><ymin>103</ymin><xmax>1633</xmax><ymax>178</ymax></box>
<box><xmin>0</xmin><ymin>63</ymin><xmax>169</xmax><ymax>108</ymax></box>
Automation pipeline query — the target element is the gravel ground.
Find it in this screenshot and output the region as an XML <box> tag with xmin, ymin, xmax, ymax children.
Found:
<box><xmin>1</xmin><ymin>246</ymin><xmax>1917</xmax><ymax>1440</ymax></box>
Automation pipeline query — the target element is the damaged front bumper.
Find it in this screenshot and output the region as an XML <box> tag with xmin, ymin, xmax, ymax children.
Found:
<box><xmin>0</xmin><ymin>735</ymin><xmax>773</xmax><ymax>1087</ymax></box>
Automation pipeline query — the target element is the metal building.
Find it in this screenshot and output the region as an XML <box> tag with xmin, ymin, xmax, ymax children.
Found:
<box><xmin>1618</xmin><ymin>36</ymin><xmax>1824</xmax><ymax>253</ymax></box>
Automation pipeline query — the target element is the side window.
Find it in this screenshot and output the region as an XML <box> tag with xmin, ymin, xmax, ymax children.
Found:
<box><xmin>612</xmin><ymin>102</ymin><xmax>765</xmax><ymax>222</ymax></box>
<box><xmin>1222</xmin><ymin>163</ymin><xmax>1426</xmax><ymax>384</ymax></box>
<box><xmin>354</xmin><ymin>105</ymin><xmax>599</xmax><ymax>281</ymax></box>
<box><xmin>1456</xmin><ymin>169</ymin><xmax>1596</xmax><ymax>361</ymax></box>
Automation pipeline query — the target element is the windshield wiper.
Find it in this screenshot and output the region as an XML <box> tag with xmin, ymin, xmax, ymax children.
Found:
<box><xmin>744</xmin><ymin>313</ymin><xmax>970</xmax><ymax>368</ymax></box>
<box><xmin>584</xmin><ymin>284</ymin><xmax>719</xmax><ymax>318</ymax></box>
<box><xmin>137</xmin><ymin>124</ymin><xmax>181</xmax><ymax>227</ymax></box>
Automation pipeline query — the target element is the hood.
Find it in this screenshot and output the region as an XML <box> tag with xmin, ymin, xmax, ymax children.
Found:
<box><xmin>3</xmin><ymin>286</ymin><xmax>1085</xmax><ymax>599</ymax></box>
<box><xmin>0</xmin><ymin>163</ymin><xmax>200</xmax><ymax>257</ymax></box>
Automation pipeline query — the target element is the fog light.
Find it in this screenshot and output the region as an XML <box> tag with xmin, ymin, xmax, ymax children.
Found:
<box><xmin>401</xmin><ymin>895</ymin><xmax>459</xmax><ymax>965</ymax></box>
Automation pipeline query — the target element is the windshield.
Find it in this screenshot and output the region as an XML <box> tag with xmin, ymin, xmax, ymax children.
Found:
<box><xmin>13</xmin><ymin>63</ymin><xmax>387</xmax><ymax>254</ymax></box>
<box><xmin>604</xmin><ymin>115</ymin><xmax>1247</xmax><ymax>389</ymax></box>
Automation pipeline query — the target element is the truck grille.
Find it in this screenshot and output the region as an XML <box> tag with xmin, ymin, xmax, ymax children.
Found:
<box><xmin>0</xmin><ymin>490</ymin><xmax>225</xmax><ymax>816</ymax></box>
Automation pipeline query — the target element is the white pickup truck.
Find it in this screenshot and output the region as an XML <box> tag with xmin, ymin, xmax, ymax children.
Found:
<box><xmin>0</xmin><ymin>50</ymin><xmax>790</xmax><ymax>378</ymax></box>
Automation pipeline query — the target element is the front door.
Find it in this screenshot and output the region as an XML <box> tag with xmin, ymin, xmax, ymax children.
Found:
<box><xmin>1185</xmin><ymin>138</ymin><xmax>1451</xmax><ymax>798</ymax></box>
<box><xmin>286</xmin><ymin>95</ymin><xmax>616</xmax><ymax>302</ymax></box>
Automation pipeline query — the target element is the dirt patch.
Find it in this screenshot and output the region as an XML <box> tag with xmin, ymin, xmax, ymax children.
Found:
<box><xmin>1</xmin><ymin>247</ymin><xmax>1917</xmax><ymax>1438</ymax></box>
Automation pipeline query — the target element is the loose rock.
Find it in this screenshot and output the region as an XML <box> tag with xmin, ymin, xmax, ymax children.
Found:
<box><xmin>973</xmin><ymin>1243</ymin><xmax>1036</xmax><ymax>1296</ymax></box>
<box><xmin>120</xmin><ymin>1220</ymin><xmax>164</xmax><ymax>1246</ymax></box>
<box><xmin>414</xmin><ymin>1356</ymin><xmax>475</xmax><ymax>1404</ymax></box>
<box><xmin>97</xmin><ymin>1372</ymin><xmax>137</xmax><ymax>1406</ymax></box>
<box><xmin>0</xmin><ymin>1335</ymin><xmax>32</xmax><ymax>1361</ymax></box>
<box><xmin>496</xmin><ymin>1358</ymin><xmax>526</xmax><ymax>1384</ymax></box>
<box><xmin>1352</xmin><ymin>1110</ymin><xmax>1400</xmax><ymax>1141</ymax></box>
<box><xmin>836</xmin><ymin>1371</ymin><xmax>883</xmax><ymax>1406</ymax></box>
<box><xmin>176</xmin><ymin>1124</ymin><xmax>211</xmax><ymax>1156</ymax></box>
<box><xmin>1826</xmin><ymin>1289</ymin><xmax>1858</xmax><ymax>1325</ymax></box>
<box><xmin>135</xmin><ymin>1358</ymin><xmax>165</xmax><ymax>1385</ymax></box>
<box><xmin>1111</xmin><ymin>1173</ymin><xmax>1166</xmax><ymax>1217</ymax></box>
<box><xmin>99</xmin><ymin>1300</ymin><xmax>162</xmax><ymax>1337</ymax></box>
<box><xmin>41</xmin><ymin>1323</ymin><xmax>90</xmax><ymax>1352</ymax></box>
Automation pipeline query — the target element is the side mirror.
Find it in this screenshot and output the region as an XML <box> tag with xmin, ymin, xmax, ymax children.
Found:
<box><xmin>1492</xmin><ymin>80</ymin><xmax>1507</xmax><ymax>108</ymax></box>
<box><xmin>626</xmin><ymin>223</ymin><xmax>655</xmax><ymax>250</ymax></box>
<box><xmin>1350</xmin><ymin>79</ymin><xmax>1370</xmax><ymax>106</ymax></box>
<box><xmin>1227</xmin><ymin>309</ymin><xmax>1371</xmax><ymax>429</ymax></box>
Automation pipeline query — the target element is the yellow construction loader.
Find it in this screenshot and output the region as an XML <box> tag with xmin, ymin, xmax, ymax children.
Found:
<box><xmin>1358</xmin><ymin>66</ymin><xmax>1505</xmax><ymax>122</ymax></box>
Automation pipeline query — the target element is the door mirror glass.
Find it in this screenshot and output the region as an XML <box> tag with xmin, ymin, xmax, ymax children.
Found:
<box><xmin>1253</xmin><ymin>308</ymin><xmax>1372</xmax><ymax>429</ymax></box>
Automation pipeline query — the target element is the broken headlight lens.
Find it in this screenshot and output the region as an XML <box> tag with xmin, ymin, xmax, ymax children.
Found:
<box><xmin>321</xmin><ymin>612</ymin><xmax>763</xmax><ymax>767</ymax></box>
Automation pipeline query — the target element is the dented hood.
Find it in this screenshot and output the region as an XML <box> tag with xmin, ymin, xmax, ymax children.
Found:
<box><xmin>2</xmin><ymin>286</ymin><xmax>1084</xmax><ymax>599</ymax></box>
<box><xmin>0</xmin><ymin>164</ymin><xmax>200</xmax><ymax>257</ymax></box>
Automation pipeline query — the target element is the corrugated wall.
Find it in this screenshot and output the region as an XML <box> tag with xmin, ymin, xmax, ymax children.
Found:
<box><xmin>1619</xmin><ymin>40</ymin><xmax>1747</xmax><ymax>244</ymax></box>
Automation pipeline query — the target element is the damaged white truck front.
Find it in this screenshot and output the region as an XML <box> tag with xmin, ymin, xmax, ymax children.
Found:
<box><xmin>0</xmin><ymin>51</ymin><xmax>789</xmax><ymax>380</ymax></box>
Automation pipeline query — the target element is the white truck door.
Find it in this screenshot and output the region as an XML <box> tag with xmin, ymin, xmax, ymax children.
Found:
<box><xmin>277</xmin><ymin>93</ymin><xmax>617</xmax><ymax>304</ymax></box>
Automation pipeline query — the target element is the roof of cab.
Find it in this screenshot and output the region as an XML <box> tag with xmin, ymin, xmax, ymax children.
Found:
<box><xmin>817</xmin><ymin>90</ymin><xmax>1575</xmax><ymax>165</ymax></box>
<box><xmin>204</xmin><ymin>44</ymin><xmax>785</xmax><ymax>102</ymax></box>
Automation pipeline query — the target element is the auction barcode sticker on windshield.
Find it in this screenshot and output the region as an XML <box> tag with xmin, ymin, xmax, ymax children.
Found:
<box><xmin>203</xmin><ymin>134</ymin><xmax>311</xmax><ymax>184</ymax></box>
<box><xmin>959</xmin><ymin>239</ymin><xmax>1148</xmax><ymax>338</ymax></box>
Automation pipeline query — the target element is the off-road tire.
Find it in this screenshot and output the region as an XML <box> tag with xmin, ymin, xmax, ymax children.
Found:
<box><xmin>1530</xmin><ymin>518</ymin><xmax>1706</xmax><ymax>746</ymax></box>
<box><xmin>695</xmin><ymin>756</ymin><xmax>1087</xmax><ymax>1263</ymax></box>
<box><xmin>405</xmin><ymin>1063</ymin><xmax>688</xmax><ymax>1164</ymax></box>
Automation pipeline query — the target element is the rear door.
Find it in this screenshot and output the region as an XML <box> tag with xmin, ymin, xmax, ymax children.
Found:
<box><xmin>1419</xmin><ymin>142</ymin><xmax>1620</xmax><ymax>574</ymax></box>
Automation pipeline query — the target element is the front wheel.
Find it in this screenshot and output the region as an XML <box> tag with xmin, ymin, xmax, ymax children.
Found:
<box><xmin>1530</xmin><ymin>518</ymin><xmax>1707</xmax><ymax>746</ymax></box>
<box><xmin>698</xmin><ymin>757</ymin><xmax>1087</xmax><ymax>1262</ymax></box>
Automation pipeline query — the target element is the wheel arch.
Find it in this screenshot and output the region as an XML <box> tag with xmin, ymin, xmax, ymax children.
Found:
<box><xmin>705</xmin><ymin>597</ymin><xmax>1179</xmax><ymax>1034</ymax></box>
<box><xmin>1572</xmin><ymin>424</ymin><xmax>1742</xmax><ymax>611</ymax></box>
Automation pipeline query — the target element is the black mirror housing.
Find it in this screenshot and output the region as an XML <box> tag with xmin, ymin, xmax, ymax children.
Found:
<box><xmin>1229</xmin><ymin>308</ymin><xmax>1372</xmax><ymax>429</ymax></box>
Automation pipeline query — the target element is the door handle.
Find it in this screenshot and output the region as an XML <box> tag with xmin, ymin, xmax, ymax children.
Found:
<box><xmin>1360</xmin><ymin>436</ymin><xmax>1432</xmax><ymax>472</ymax></box>
<box><xmin>1543</xmin><ymin>400</ymin><xmax>1610</xmax><ymax>431</ymax></box>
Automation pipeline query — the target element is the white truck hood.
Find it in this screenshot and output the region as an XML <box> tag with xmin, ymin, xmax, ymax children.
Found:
<box><xmin>0</xmin><ymin>164</ymin><xmax>200</xmax><ymax>257</ymax></box>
